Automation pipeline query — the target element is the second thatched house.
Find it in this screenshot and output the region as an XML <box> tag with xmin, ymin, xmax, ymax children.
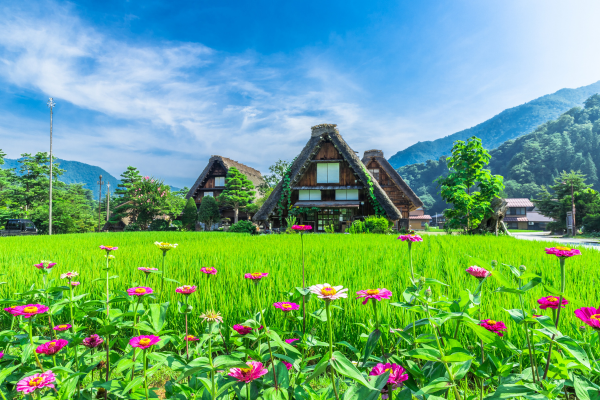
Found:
<box><xmin>253</xmin><ymin>124</ymin><xmax>422</xmax><ymax>232</ymax></box>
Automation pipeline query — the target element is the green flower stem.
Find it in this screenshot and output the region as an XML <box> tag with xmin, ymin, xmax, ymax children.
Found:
<box><xmin>185</xmin><ymin>296</ymin><xmax>190</xmax><ymax>361</ymax></box>
<box><xmin>104</xmin><ymin>254</ymin><xmax>111</xmax><ymax>399</ymax></box>
<box><xmin>143</xmin><ymin>349</ymin><xmax>149</xmax><ymax>400</ymax></box>
<box><xmin>372</xmin><ymin>299</ymin><xmax>385</xmax><ymax>356</ymax></box>
<box><xmin>246</xmin><ymin>383</ymin><xmax>251</xmax><ymax>400</ymax></box>
<box><xmin>52</xmin><ymin>355</ymin><xmax>56</xmax><ymax>368</ymax></box>
<box><xmin>518</xmin><ymin>276</ymin><xmax>536</xmax><ymax>383</ymax></box>
<box><xmin>160</xmin><ymin>251</ymin><xmax>166</xmax><ymax>299</ymax></box>
<box><xmin>28</xmin><ymin>318</ymin><xmax>44</xmax><ymax>372</ymax></box>
<box><xmin>35</xmin><ymin>390</ymin><xmax>42</xmax><ymax>400</ymax></box>
<box><xmin>300</xmin><ymin>232</ymin><xmax>306</xmax><ymax>335</ymax></box>
<box><xmin>207</xmin><ymin>276</ymin><xmax>214</xmax><ymax>311</ymax></box>
<box><xmin>68</xmin><ymin>283</ymin><xmax>80</xmax><ymax>371</ymax></box>
<box><xmin>0</xmin><ymin>388</ymin><xmax>7</xmax><ymax>400</ymax></box>
<box><xmin>408</xmin><ymin>242</ymin><xmax>415</xmax><ymax>283</ymax></box>
<box><xmin>255</xmin><ymin>282</ymin><xmax>279</xmax><ymax>390</ymax></box>
<box><xmin>133</xmin><ymin>297</ymin><xmax>141</xmax><ymax>335</ymax></box>
<box><xmin>543</xmin><ymin>257</ymin><xmax>566</xmax><ymax>380</ymax></box>
<box><xmin>208</xmin><ymin>331</ymin><xmax>216</xmax><ymax>400</ymax></box>
<box><xmin>325</xmin><ymin>301</ymin><xmax>340</xmax><ymax>400</ymax></box>
<box><xmin>4</xmin><ymin>315</ymin><xmax>15</xmax><ymax>354</ymax></box>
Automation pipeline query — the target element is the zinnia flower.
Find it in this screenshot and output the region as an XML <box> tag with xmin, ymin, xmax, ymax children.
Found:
<box><xmin>201</xmin><ymin>266</ymin><xmax>217</xmax><ymax>275</ymax></box>
<box><xmin>545</xmin><ymin>246</ymin><xmax>581</xmax><ymax>258</ymax></box>
<box><xmin>70</xmin><ymin>281</ymin><xmax>80</xmax><ymax>286</ymax></box>
<box><xmin>369</xmin><ymin>363</ymin><xmax>409</xmax><ymax>386</ymax></box>
<box><xmin>575</xmin><ymin>307</ymin><xmax>600</xmax><ymax>330</ymax></box>
<box><xmin>53</xmin><ymin>324</ymin><xmax>71</xmax><ymax>331</ymax></box>
<box><xmin>291</xmin><ymin>225</ymin><xmax>312</xmax><ymax>231</ymax></box>
<box><xmin>127</xmin><ymin>287</ymin><xmax>154</xmax><ymax>296</ymax></box>
<box><xmin>285</xmin><ymin>338</ymin><xmax>300</xmax><ymax>345</ymax></box>
<box><xmin>99</xmin><ymin>245</ymin><xmax>118</xmax><ymax>252</ymax></box>
<box><xmin>244</xmin><ymin>272</ymin><xmax>268</xmax><ymax>280</ymax></box>
<box><xmin>273</xmin><ymin>302</ymin><xmax>300</xmax><ymax>312</ymax></box>
<box><xmin>282</xmin><ymin>361</ymin><xmax>293</xmax><ymax>370</ymax></box>
<box><xmin>537</xmin><ymin>296</ymin><xmax>568</xmax><ymax>310</ymax></box>
<box><xmin>200</xmin><ymin>310</ymin><xmax>223</xmax><ymax>323</ymax></box>
<box><xmin>233</xmin><ymin>325</ymin><xmax>258</xmax><ymax>335</ymax></box>
<box><xmin>397</xmin><ymin>235</ymin><xmax>423</xmax><ymax>242</ymax></box>
<box><xmin>356</xmin><ymin>288</ymin><xmax>392</xmax><ymax>305</ymax></box>
<box><xmin>466</xmin><ymin>266</ymin><xmax>490</xmax><ymax>279</ymax></box>
<box><xmin>13</xmin><ymin>304</ymin><xmax>49</xmax><ymax>318</ymax></box>
<box><xmin>36</xmin><ymin>339</ymin><xmax>68</xmax><ymax>355</ymax></box>
<box><xmin>130</xmin><ymin>335</ymin><xmax>161</xmax><ymax>350</ymax></box>
<box><xmin>60</xmin><ymin>271</ymin><xmax>78</xmax><ymax>280</ymax></box>
<box><xmin>480</xmin><ymin>319</ymin><xmax>507</xmax><ymax>336</ymax></box>
<box><xmin>82</xmin><ymin>334</ymin><xmax>104</xmax><ymax>348</ymax></box>
<box><xmin>16</xmin><ymin>371</ymin><xmax>56</xmax><ymax>394</ymax></box>
<box><xmin>34</xmin><ymin>261</ymin><xmax>56</xmax><ymax>269</ymax></box>
<box><xmin>184</xmin><ymin>335</ymin><xmax>199</xmax><ymax>342</ymax></box>
<box><xmin>228</xmin><ymin>361</ymin><xmax>269</xmax><ymax>382</ymax></box>
<box><xmin>176</xmin><ymin>285</ymin><xmax>197</xmax><ymax>295</ymax></box>
<box><xmin>138</xmin><ymin>267</ymin><xmax>158</xmax><ymax>274</ymax></box>
<box><xmin>154</xmin><ymin>242</ymin><xmax>178</xmax><ymax>251</ymax></box>
<box><xmin>0</xmin><ymin>352</ymin><xmax>3</xmax><ymax>359</ymax></box>
<box><xmin>309</xmin><ymin>283</ymin><xmax>348</xmax><ymax>301</ymax></box>
<box><xmin>4</xmin><ymin>306</ymin><xmax>18</xmax><ymax>316</ymax></box>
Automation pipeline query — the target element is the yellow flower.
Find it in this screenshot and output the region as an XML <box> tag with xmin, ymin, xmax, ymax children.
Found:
<box><xmin>154</xmin><ymin>242</ymin><xmax>178</xmax><ymax>251</ymax></box>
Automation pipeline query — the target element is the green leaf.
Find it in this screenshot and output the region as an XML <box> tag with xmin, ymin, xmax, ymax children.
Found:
<box><xmin>450</xmin><ymin>358</ymin><xmax>472</xmax><ymax>380</ymax></box>
<box><xmin>149</xmin><ymin>302</ymin><xmax>169</xmax><ymax>333</ymax></box>
<box><xmin>573</xmin><ymin>374</ymin><xmax>600</xmax><ymax>400</ymax></box>
<box><xmin>441</xmin><ymin>352</ymin><xmax>473</xmax><ymax>363</ymax></box>
<box><xmin>0</xmin><ymin>365</ymin><xmax>20</xmax><ymax>385</ymax></box>
<box><xmin>555</xmin><ymin>336</ymin><xmax>590</xmax><ymax>369</ymax></box>
<box><xmin>415</xmin><ymin>377</ymin><xmax>451</xmax><ymax>395</ymax></box>
<box><xmin>361</xmin><ymin>328</ymin><xmax>381</xmax><ymax>366</ymax></box>
<box><xmin>304</xmin><ymin>353</ymin><xmax>329</xmax><ymax>384</ymax></box>
<box><xmin>330</xmin><ymin>351</ymin><xmax>374</xmax><ymax>389</ymax></box>
<box><xmin>503</xmin><ymin>309</ymin><xmax>526</xmax><ymax>324</ymax></box>
<box><xmin>122</xmin><ymin>376</ymin><xmax>144</xmax><ymax>393</ymax></box>
<box><xmin>213</xmin><ymin>355</ymin><xmax>247</xmax><ymax>369</ymax></box>
<box><xmin>484</xmin><ymin>384</ymin><xmax>538</xmax><ymax>399</ymax></box>
<box><xmin>405</xmin><ymin>348</ymin><xmax>441</xmax><ymax>362</ymax></box>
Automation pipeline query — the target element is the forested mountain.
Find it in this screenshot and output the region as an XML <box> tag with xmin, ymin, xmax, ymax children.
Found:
<box><xmin>389</xmin><ymin>80</ymin><xmax>600</xmax><ymax>169</ymax></box>
<box><xmin>399</xmin><ymin>94</ymin><xmax>600</xmax><ymax>214</ymax></box>
<box><xmin>2</xmin><ymin>157</ymin><xmax>120</xmax><ymax>200</ymax></box>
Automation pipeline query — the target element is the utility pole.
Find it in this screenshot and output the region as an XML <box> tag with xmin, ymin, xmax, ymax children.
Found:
<box><xmin>97</xmin><ymin>175</ymin><xmax>103</xmax><ymax>232</ymax></box>
<box><xmin>47</xmin><ymin>98</ymin><xmax>56</xmax><ymax>235</ymax></box>
<box><xmin>106</xmin><ymin>182</ymin><xmax>111</xmax><ymax>222</ymax></box>
<box><xmin>571</xmin><ymin>180</ymin><xmax>576</xmax><ymax>237</ymax></box>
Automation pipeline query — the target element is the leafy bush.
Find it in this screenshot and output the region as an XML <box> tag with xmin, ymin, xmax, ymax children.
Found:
<box><xmin>364</xmin><ymin>216</ymin><xmax>391</xmax><ymax>233</ymax></box>
<box><xmin>228</xmin><ymin>220</ymin><xmax>257</xmax><ymax>234</ymax></box>
<box><xmin>284</xmin><ymin>215</ymin><xmax>298</xmax><ymax>234</ymax></box>
<box><xmin>346</xmin><ymin>220</ymin><xmax>368</xmax><ymax>234</ymax></box>
<box><xmin>324</xmin><ymin>223</ymin><xmax>335</xmax><ymax>233</ymax></box>
<box><xmin>583</xmin><ymin>214</ymin><xmax>600</xmax><ymax>233</ymax></box>
<box><xmin>147</xmin><ymin>219</ymin><xmax>175</xmax><ymax>231</ymax></box>
<box><xmin>124</xmin><ymin>222</ymin><xmax>141</xmax><ymax>232</ymax></box>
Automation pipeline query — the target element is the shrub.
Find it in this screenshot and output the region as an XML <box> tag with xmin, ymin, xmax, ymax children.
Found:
<box><xmin>198</xmin><ymin>196</ymin><xmax>220</xmax><ymax>231</ymax></box>
<box><xmin>364</xmin><ymin>216</ymin><xmax>391</xmax><ymax>233</ymax></box>
<box><xmin>285</xmin><ymin>215</ymin><xmax>298</xmax><ymax>234</ymax></box>
<box><xmin>583</xmin><ymin>214</ymin><xmax>600</xmax><ymax>233</ymax></box>
<box><xmin>346</xmin><ymin>220</ymin><xmax>368</xmax><ymax>234</ymax></box>
<box><xmin>228</xmin><ymin>220</ymin><xmax>257</xmax><ymax>234</ymax></box>
<box><xmin>147</xmin><ymin>219</ymin><xmax>175</xmax><ymax>231</ymax></box>
<box><xmin>124</xmin><ymin>222</ymin><xmax>141</xmax><ymax>232</ymax></box>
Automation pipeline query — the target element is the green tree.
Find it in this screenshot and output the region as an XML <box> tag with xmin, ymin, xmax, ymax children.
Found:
<box><xmin>31</xmin><ymin>184</ymin><xmax>97</xmax><ymax>234</ymax></box>
<box><xmin>111</xmin><ymin>166</ymin><xmax>142</xmax><ymax>224</ymax></box>
<box><xmin>13</xmin><ymin>152</ymin><xmax>64</xmax><ymax>216</ymax></box>
<box><xmin>181</xmin><ymin>197</ymin><xmax>198</xmax><ymax>231</ymax></box>
<box><xmin>258</xmin><ymin>159</ymin><xmax>290</xmax><ymax>195</ymax></box>
<box><xmin>130</xmin><ymin>176</ymin><xmax>173</xmax><ymax>229</ymax></box>
<box><xmin>219</xmin><ymin>167</ymin><xmax>255</xmax><ymax>223</ymax></box>
<box><xmin>197</xmin><ymin>195</ymin><xmax>220</xmax><ymax>230</ymax></box>
<box><xmin>438</xmin><ymin>136</ymin><xmax>504</xmax><ymax>232</ymax></box>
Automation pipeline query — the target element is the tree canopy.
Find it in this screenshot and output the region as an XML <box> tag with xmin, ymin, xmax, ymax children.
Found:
<box><xmin>218</xmin><ymin>167</ymin><xmax>255</xmax><ymax>223</ymax></box>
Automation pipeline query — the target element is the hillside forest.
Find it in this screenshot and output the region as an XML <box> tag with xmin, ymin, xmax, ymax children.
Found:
<box><xmin>399</xmin><ymin>94</ymin><xmax>600</xmax><ymax>214</ymax></box>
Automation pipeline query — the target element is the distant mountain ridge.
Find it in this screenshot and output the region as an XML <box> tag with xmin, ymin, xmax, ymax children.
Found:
<box><xmin>389</xmin><ymin>80</ymin><xmax>600</xmax><ymax>169</ymax></box>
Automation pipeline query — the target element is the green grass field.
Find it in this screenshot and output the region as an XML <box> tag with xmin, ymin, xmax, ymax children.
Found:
<box><xmin>0</xmin><ymin>232</ymin><xmax>594</xmax><ymax>345</ymax></box>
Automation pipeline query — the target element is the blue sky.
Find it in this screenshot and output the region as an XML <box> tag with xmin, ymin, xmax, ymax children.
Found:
<box><xmin>1</xmin><ymin>0</ymin><xmax>600</xmax><ymax>187</ymax></box>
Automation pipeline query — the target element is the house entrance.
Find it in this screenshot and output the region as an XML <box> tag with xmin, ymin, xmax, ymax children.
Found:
<box><xmin>316</xmin><ymin>208</ymin><xmax>354</xmax><ymax>232</ymax></box>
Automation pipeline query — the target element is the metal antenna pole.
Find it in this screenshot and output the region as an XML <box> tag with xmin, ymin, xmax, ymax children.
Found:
<box><xmin>47</xmin><ymin>98</ymin><xmax>56</xmax><ymax>235</ymax></box>
<box><xmin>106</xmin><ymin>182</ymin><xmax>111</xmax><ymax>222</ymax></box>
<box><xmin>97</xmin><ymin>175</ymin><xmax>103</xmax><ymax>232</ymax></box>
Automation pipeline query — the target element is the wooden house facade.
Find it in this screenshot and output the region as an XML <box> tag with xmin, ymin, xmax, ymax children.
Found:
<box><xmin>186</xmin><ymin>156</ymin><xmax>264</xmax><ymax>225</ymax></box>
<box><xmin>253</xmin><ymin>124</ymin><xmax>421</xmax><ymax>232</ymax></box>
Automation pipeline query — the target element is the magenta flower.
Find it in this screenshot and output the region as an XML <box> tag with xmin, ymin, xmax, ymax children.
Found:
<box><xmin>244</xmin><ymin>272</ymin><xmax>268</xmax><ymax>280</ymax></box>
<box><xmin>369</xmin><ymin>363</ymin><xmax>409</xmax><ymax>385</ymax></box>
<box><xmin>537</xmin><ymin>296</ymin><xmax>568</xmax><ymax>310</ymax></box>
<box><xmin>34</xmin><ymin>261</ymin><xmax>56</xmax><ymax>269</ymax></box>
<box><xmin>291</xmin><ymin>225</ymin><xmax>312</xmax><ymax>231</ymax></box>
<box><xmin>4</xmin><ymin>306</ymin><xmax>18</xmax><ymax>316</ymax></box>
<box><xmin>13</xmin><ymin>304</ymin><xmax>49</xmax><ymax>318</ymax></box>
<box><xmin>228</xmin><ymin>361</ymin><xmax>269</xmax><ymax>382</ymax></box>
<box><xmin>575</xmin><ymin>307</ymin><xmax>600</xmax><ymax>330</ymax></box>
<box><xmin>16</xmin><ymin>371</ymin><xmax>56</xmax><ymax>394</ymax></box>
<box><xmin>36</xmin><ymin>339</ymin><xmax>68</xmax><ymax>355</ymax></box>
<box><xmin>356</xmin><ymin>288</ymin><xmax>392</xmax><ymax>305</ymax></box>
<box><xmin>285</xmin><ymin>338</ymin><xmax>300</xmax><ymax>345</ymax></box>
<box><xmin>0</xmin><ymin>352</ymin><xmax>3</xmax><ymax>359</ymax></box>
<box><xmin>82</xmin><ymin>334</ymin><xmax>104</xmax><ymax>348</ymax></box>
<box><xmin>60</xmin><ymin>271</ymin><xmax>78</xmax><ymax>280</ymax></box>
<box><xmin>309</xmin><ymin>284</ymin><xmax>348</xmax><ymax>301</ymax></box>
<box><xmin>466</xmin><ymin>266</ymin><xmax>490</xmax><ymax>279</ymax></box>
<box><xmin>138</xmin><ymin>267</ymin><xmax>158</xmax><ymax>275</ymax></box>
<box><xmin>480</xmin><ymin>319</ymin><xmax>507</xmax><ymax>336</ymax></box>
<box><xmin>99</xmin><ymin>245</ymin><xmax>118</xmax><ymax>252</ymax></box>
<box><xmin>130</xmin><ymin>335</ymin><xmax>161</xmax><ymax>349</ymax></box>
<box><xmin>545</xmin><ymin>246</ymin><xmax>581</xmax><ymax>258</ymax></box>
<box><xmin>273</xmin><ymin>302</ymin><xmax>300</xmax><ymax>312</ymax></box>
<box><xmin>71</xmin><ymin>281</ymin><xmax>80</xmax><ymax>286</ymax></box>
<box><xmin>398</xmin><ymin>235</ymin><xmax>423</xmax><ymax>242</ymax></box>
<box><xmin>282</xmin><ymin>361</ymin><xmax>293</xmax><ymax>370</ymax></box>
<box><xmin>184</xmin><ymin>335</ymin><xmax>199</xmax><ymax>342</ymax></box>
<box><xmin>233</xmin><ymin>325</ymin><xmax>261</xmax><ymax>335</ymax></box>
<box><xmin>127</xmin><ymin>286</ymin><xmax>153</xmax><ymax>296</ymax></box>
<box><xmin>176</xmin><ymin>285</ymin><xmax>197</xmax><ymax>295</ymax></box>
<box><xmin>53</xmin><ymin>324</ymin><xmax>72</xmax><ymax>331</ymax></box>
<box><xmin>201</xmin><ymin>267</ymin><xmax>217</xmax><ymax>275</ymax></box>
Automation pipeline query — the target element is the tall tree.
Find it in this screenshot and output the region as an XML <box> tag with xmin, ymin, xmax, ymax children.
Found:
<box><xmin>438</xmin><ymin>136</ymin><xmax>504</xmax><ymax>232</ymax></box>
<box><xmin>198</xmin><ymin>195</ymin><xmax>220</xmax><ymax>231</ymax></box>
<box><xmin>219</xmin><ymin>167</ymin><xmax>255</xmax><ymax>223</ymax></box>
<box><xmin>110</xmin><ymin>166</ymin><xmax>142</xmax><ymax>224</ymax></box>
<box><xmin>258</xmin><ymin>159</ymin><xmax>290</xmax><ymax>195</ymax></box>
<box><xmin>181</xmin><ymin>197</ymin><xmax>198</xmax><ymax>231</ymax></box>
<box><xmin>14</xmin><ymin>153</ymin><xmax>64</xmax><ymax>216</ymax></box>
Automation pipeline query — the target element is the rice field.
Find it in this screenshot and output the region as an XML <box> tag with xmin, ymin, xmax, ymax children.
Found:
<box><xmin>0</xmin><ymin>232</ymin><xmax>594</xmax><ymax>345</ymax></box>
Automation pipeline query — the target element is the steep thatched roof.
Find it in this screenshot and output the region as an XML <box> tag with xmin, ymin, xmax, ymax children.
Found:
<box><xmin>253</xmin><ymin>124</ymin><xmax>402</xmax><ymax>221</ymax></box>
<box><xmin>362</xmin><ymin>149</ymin><xmax>423</xmax><ymax>211</ymax></box>
<box><xmin>186</xmin><ymin>155</ymin><xmax>264</xmax><ymax>200</ymax></box>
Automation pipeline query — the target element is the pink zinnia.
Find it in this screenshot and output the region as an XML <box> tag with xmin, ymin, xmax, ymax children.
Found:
<box><xmin>4</xmin><ymin>306</ymin><xmax>18</xmax><ymax>316</ymax></box>
<box><xmin>545</xmin><ymin>246</ymin><xmax>581</xmax><ymax>258</ymax></box>
<box><xmin>309</xmin><ymin>284</ymin><xmax>348</xmax><ymax>301</ymax></box>
<box><xmin>273</xmin><ymin>302</ymin><xmax>300</xmax><ymax>312</ymax></box>
<box><xmin>398</xmin><ymin>235</ymin><xmax>423</xmax><ymax>242</ymax></box>
<box><xmin>13</xmin><ymin>304</ymin><xmax>49</xmax><ymax>318</ymax></box>
<box><xmin>82</xmin><ymin>334</ymin><xmax>104</xmax><ymax>348</ymax></box>
<box><xmin>480</xmin><ymin>319</ymin><xmax>507</xmax><ymax>336</ymax></box>
<box><xmin>138</xmin><ymin>267</ymin><xmax>158</xmax><ymax>275</ymax></box>
<box><xmin>356</xmin><ymin>288</ymin><xmax>392</xmax><ymax>305</ymax></box>
<box><xmin>130</xmin><ymin>335</ymin><xmax>161</xmax><ymax>349</ymax></box>
<box><xmin>71</xmin><ymin>281</ymin><xmax>80</xmax><ymax>286</ymax></box>
<box><xmin>233</xmin><ymin>325</ymin><xmax>261</xmax><ymax>335</ymax></box>
<box><xmin>16</xmin><ymin>371</ymin><xmax>56</xmax><ymax>394</ymax></box>
<box><xmin>466</xmin><ymin>266</ymin><xmax>491</xmax><ymax>279</ymax></box>
<box><xmin>244</xmin><ymin>272</ymin><xmax>268</xmax><ymax>280</ymax></box>
<box><xmin>538</xmin><ymin>296</ymin><xmax>568</xmax><ymax>310</ymax></box>
<box><xmin>34</xmin><ymin>261</ymin><xmax>56</xmax><ymax>269</ymax></box>
<box><xmin>60</xmin><ymin>271</ymin><xmax>78</xmax><ymax>280</ymax></box>
<box><xmin>282</xmin><ymin>361</ymin><xmax>293</xmax><ymax>370</ymax></box>
<box><xmin>36</xmin><ymin>339</ymin><xmax>68</xmax><ymax>355</ymax></box>
<box><xmin>201</xmin><ymin>267</ymin><xmax>217</xmax><ymax>275</ymax></box>
<box><xmin>228</xmin><ymin>361</ymin><xmax>269</xmax><ymax>382</ymax></box>
<box><xmin>127</xmin><ymin>287</ymin><xmax>153</xmax><ymax>296</ymax></box>
<box><xmin>369</xmin><ymin>363</ymin><xmax>409</xmax><ymax>386</ymax></box>
<box><xmin>184</xmin><ymin>335</ymin><xmax>199</xmax><ymax>342</ymax></box>
<box><xmin>53</xmin><ymin>324</ymin><xmax>72</xmax><ymax>331</ymax></box>
<box><xmin>291</xmin><ymin>225</ymin><xmax>312</xmax><ymax>231</ymax></box>
<box><xmin>285</xmin><ymin>338</ymin><xmax>300</xmax><ymax>345</ymax></box>
<box><xmin>575</xmin><ymin>307</ymin><xmax>600</xmax><ymax>331</ymax></box>
<box><xmin>100</xmin><ymin>245</ymin><xmax>118</xmax><ymax>252</ymax></box>
<box><xmin>176</xmin><ymin>285</ymin><xmax>197</xmax><ymax>295</ymax></box>
<box><xmin>0</xmin><ymin>352</ymin><xmax>3</xmax><ymax>359</ymax></box>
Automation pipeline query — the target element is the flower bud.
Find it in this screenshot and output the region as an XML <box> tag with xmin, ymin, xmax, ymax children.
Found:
<box><xmin>491</xmin><ymin>260</ymin><xmax>498</xmax><ymax>267</ymax></box>
<box><xmin>425</xmin><ymin>286</ymin><xmax>432</xmax><ymax>298</ymax></box>
<box><xmin>579</xmin><ymin>325</ymin><xmax>586</xmax><ymax>332</ymax></box>
<box><xmin>419</xmin><ymin>276</ymin><xmax>426</xmax><ymax>285</ymax></box>
<box><xmin>519</xmin><ymin>265</ymin><xmax>526</xmax><ymax>272</ymax></box>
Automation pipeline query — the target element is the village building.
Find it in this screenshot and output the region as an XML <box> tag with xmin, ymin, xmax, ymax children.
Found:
<box><xmin>253</xmin><ymin>124</ymin><xmax>422</xmax><ymax>232</ymax></box>
<box><xmin>504</xmin><ymin>198</ymin><xmax>553</xmax><ymax>230</ymax></box>
<box><xmin>186</xmin><ymin>155</ymin><xmax>265</xmax><ymax>227</ymax></box>
<box><xmin>409</xmin><ymin>207</ymin><xmax>432</xmax><ymax>230</ymax></box>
